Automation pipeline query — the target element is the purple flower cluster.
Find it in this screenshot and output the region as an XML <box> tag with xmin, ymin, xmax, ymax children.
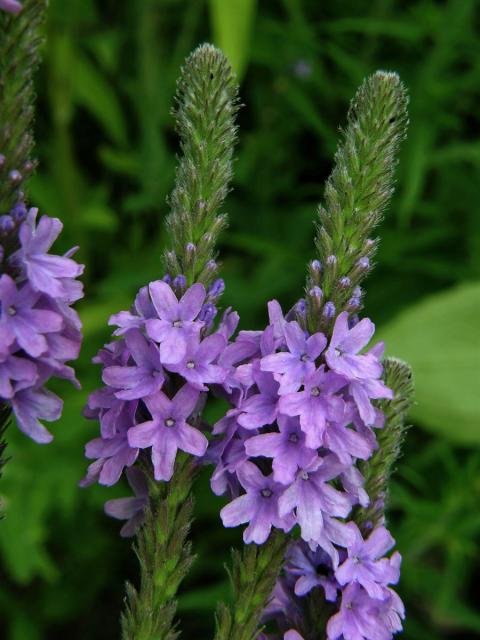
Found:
<box><xmin>0</xmin><ymin>0</ymin><xmax>22</xmax><ymax>14</ymax></box>
<box><xmin>0</xmin><ymin>205</ymin><xmax>84</xmax><ymax>442</ymax></box>
<box><xmin>209</xmin><ymin>300</ymin><xmax>404</xmax><ymax>638</ymax></box>
<box><xmin>82</xmin><ymin>276</ymin><xmax>238</xmax><ymax>530</ymax></box>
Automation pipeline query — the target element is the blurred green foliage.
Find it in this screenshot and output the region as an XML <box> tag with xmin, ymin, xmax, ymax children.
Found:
<box><xmin>0</xmin><ymin>0</ymin><xmax>479</xmax><ymax>638</ymax></box>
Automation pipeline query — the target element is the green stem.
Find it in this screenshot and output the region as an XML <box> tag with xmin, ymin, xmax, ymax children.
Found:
<box><xmin>214</xmin><ymin>533</ymin><xmax>288</xmax><ymax>640</ymax></box>
<box><xmin>0</xmin><ymin>0</ymin><xmax>46</xmax><ymax>212</ymax></box>
<box><xmin>121</xmin><ymin>454</ymin><xmax>196</xmax><ymax>640</ymax></box>
<box><xmin>305</xmin><ymin>71</ymin><xmax>408</xmax><ymax>334</ymax></box>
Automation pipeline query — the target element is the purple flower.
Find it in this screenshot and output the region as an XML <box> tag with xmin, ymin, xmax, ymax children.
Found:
<box><xmin>83</xmin><ymin>403</ymin><xmax>138</xmax><ymax>486</ymax></box>
<box><xmin>327</xmin><ymin>582</ymin><xmax>403</xmax><ymax>640</ymax></box>
<box><xmin>104</xmin><ymin>467</ymin><xmax>149</xmax><ymax>537</ymax></box>
<box><xmin>325</xmin><ymin>312</ymin><xmax>382</xmax><ymax>380</ymax></box>
<box><xmin>0</xmin><ymin>353</ymin><xmax>36</xmax><ymax>398</ymax></box>
<box><xmin>245</xmin><ymin>414</ymin><xmax>317</xmax><ymax>485</ymax></box>
<box><xmin>10</xmin><ymin>209</ymin><xmax>84</xmax><ymax>299</ymax></box>
<box><xmin>279</xmin><ymin>366</ymin><xmax>346</xmax><ymax>448</ymax></box>
<box><xmin>335</xmin><ymin>523</ymin><xmax>401</xmax><ymax>600</ymax></box>
<box><xmin>109</xmin><ymin>285</ymin><xmax>156</xmax><ymax>335</ymax></box>
<box><xmin>286</xmin><ymin>541</ymin><xmax>339</xmax><ymax>600</ymax></box>
<box><xmin>220</xmin><ymin>462</ymin><xmax>295</xmax><ymax>544</ymax></box>
<box><xmin>167</xmin><ymin>333</ymin><xmax>227</xmax><ymax>391</ymax></box>
<box><xmin>0</xmin><ymin>0</ymin><xmax>22</xmax><ymax>13</ymax></box>
<box><xmin>102</xmin><ymin>329</ymin><xmax>165</xmax><ymax>400</ymax></box>
<box><xmin>261</xmin><ymin>321</ymin><xmax>327</xmax><ymax>394</ymax></box>
<box><xmin>0</xmin><ymin>274</ymin><xmax>63</xmax><ymax>357</ymax></box>
<box><xmin>128</xmin><ymin>384</ymin><xmax>207</xmax><ymax>481</ymax></box>
<box><xmin>10</xmin><ymin>386</ymin><xmax>62</xmax><ymax>444</ymax></box>
<box><xmin>278</xmin><ymin>457</ymin><xmax>353</xmax><ymax>561</ymax></box>
<box><xmin>322</xmin><ymin>404</ymin><xmax>376</xmax><ymax>465</ymax></box>
<box><xmin>145</xmin><ymin>280</ymin><xmax>206</xmax><ymax>363</ymax></box>
<box><xmin>284</xmin><ymin>632</ymin><xmax>304</xmax><ymax>640</ymax></box>
<box><xmin>349</xmin><ymin>378</ymin><xmax>393</xmax><ymax>426</ymax></box>
<box><xmin>237</xmin><ymin>368</ymin><xmax>280</xmax><ymax>430</ymax></box>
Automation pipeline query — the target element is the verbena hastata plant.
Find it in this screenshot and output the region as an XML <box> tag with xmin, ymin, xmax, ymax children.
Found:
<box><xmin>0</xmin><ymin>0</ymin><xmax>84</xmax><ymax>461</ymax></box>
<box><xmin>82</xmin><ymin>44</ymin><xmax>413</xmax><ymax>640</ymax></box>
<box><xmin>82</xmin><ymin>44</ymin><xmax>240</xmax><ymax>640</ymax></box>
<box><xmin>212</xmin><ymin>74</ymin><xmax>413</xmax><ymax>640</ymax></box>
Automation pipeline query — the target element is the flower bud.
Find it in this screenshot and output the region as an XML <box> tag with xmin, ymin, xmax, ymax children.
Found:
<box><xmin>357</xmin><ymin>256</ymin><xmax>370</xmax><ymax>270</ymax></box>
<box><xmin>322</xmin><ymin>301</ymin><xmax>336</xmax><ymax>319</ymax></box>
<box><xmin>208</xmin><ymin>278</ymin><xmax>225</xmax><ymax>300</ymax></box>
<box><xmin>339</xmin><ymin>276</ymin><xmax>351</xmax><ymax>288</ymax></box>
<box><xmin>10</xmin><ymin>202</ymin><xmax>27</xmax><ymax>222</ymax></box>
<box><xmin>173</xmin><ymin>274</ymin><xmax>186</xmax><ymax>292</ymax></box>
<box><xmin>9</xmin><ymin>169</ymin><xmax>22</xmax><ymax>184</ymax></box>
<box><xmin>0</xmin><ymin>214</ymin><xmax>15</xmax><ymax>235</ymax></box>
<box><xmin>308</xmin><ymin>285</ymin><xmax>323</xmax><ymax>300</ymax></box>
<box><xmin>199</xmin><ymin>302</ymin><xmax>217</xmax><ymax>327</ymax></box>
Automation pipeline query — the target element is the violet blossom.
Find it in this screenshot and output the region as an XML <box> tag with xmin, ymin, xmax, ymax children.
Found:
<box><xmin>0</xmin><ymin>201</ymin><xmax>84</xmax><ymax>443</ymax></box>
<box><xmin>206</xmin><ymin>297</ymin><xmax>404</xmax><ymax>638</ymax></box>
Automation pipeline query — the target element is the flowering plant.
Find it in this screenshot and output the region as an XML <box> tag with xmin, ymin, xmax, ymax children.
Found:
<box><xmin>0</xmin><ymin>2</ymin><xmax>413</xmax><ymax>638</ymax></box>
<box><xmin>80</xmin><ymin>44</ymin><xmax>413</xmax><ymax>640</ymax></box>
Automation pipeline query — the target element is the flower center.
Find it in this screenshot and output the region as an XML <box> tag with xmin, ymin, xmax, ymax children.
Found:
<box><xmin>186</xmin><ymin>361</ymin><xmax>195</xmax><ymax>369</ymax></box>
<box><xmin>334</xmin><ymin>348</ymin><xmax>342</xmax><ymax>357</ymax></box>
<box><xmin>311</xmin><ymin>386</ymin><xmax>321</xmax><ymax>397</ymax></box>
<box><xmin>261</xmin><ymin>488</ymin><xmax>273</xmax><ymax>498</ymax></box>
<box><xmin>300</xmin><ymin>471</ymin><xmax>309</xmax><ymax>481</ymax></box>
<box><xmin>7</xmin><ymin>306</ymin><xmax>16</xmax><ymax>316</ymax></box>
<box><xmin>173</xmin><ymin>320</ymin><xmax>183</xmax><ymax>328</ymax></box>
<box><xmin>164</xmin><ymin>418</ymin><xmax>176</xmax><ymax>428</ymax></box>
<box><xmin>288</xmin><ymin>433</ymin><xmax>299</xmax><ymax>443</ymax></box>
<box><xmin>300</xmin><ymin>353</ymin><xmax>309</xmax><ymax>362</ymax></box>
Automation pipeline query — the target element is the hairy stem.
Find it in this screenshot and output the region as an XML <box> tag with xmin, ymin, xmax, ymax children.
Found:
<box><xmin>121</xmin><ymin>454</ymin><xmax>196</xmax><ymax>640</ymax></box>
<box><xmin>164</xmin><ymin>43</ymin><xmax>240</xmax><ymax>286</ymax></box>
<box><xmin>121</xmin><ymin>44</ymin><xmax>239</xmax><ymax>639</ymax></box>
<box><xmin>214</xmin><ymin>533</ymin><xmax>288</xmax><ymax>640</ymax></box>
<box><xmin>0</xmin><ymin>0</ymin><xmax>46</xmax><ymax>212</ymax></box>
<box><xmin>305</xmin><ymin>71</ymin><xmax>408</xmax><ymax>333</ymax></box>
<box><xmin>354</xmin><ymin>357</ymin><xmax>414</xmax><ymax>532</ymax></box>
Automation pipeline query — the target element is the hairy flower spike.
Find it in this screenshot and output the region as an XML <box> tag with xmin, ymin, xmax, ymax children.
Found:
<box><xmin>354</xmin><ymin>358</ymin><xmax>414</xmax><ymax>532</ymax></box>
<box><xmin>305</xmin><ymin>71</ymin><xmax>408</xmax><ymax>333</ymax></box>
<box><xmin>0</xmin><ymin>0</ymin><xmax>45</xmax><ymax>212</ymax></box>
<box><xmin>164</xmin><ymin>44</ymin><xmax>240</xmax><ymax>287</ymax></box>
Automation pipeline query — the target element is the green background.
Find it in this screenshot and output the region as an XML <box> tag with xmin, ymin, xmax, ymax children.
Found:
<box><xmin>1</xmin><ymin>0</ymin><xmax>480</xmax><ymax>638</ymax></box>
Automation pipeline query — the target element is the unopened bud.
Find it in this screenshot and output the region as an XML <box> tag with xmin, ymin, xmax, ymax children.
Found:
<box><xmin>308</xmin><ymin>286</ymin><xmax>323</xmax><ymax>300</ymax></box>
<box><xmin>322</xmin><ymin>301</ymin><xmax>336</xmax><ymax>320</ymax></box>
<box><xmin>199</xmin><ymin>302</ymin><xmax>217</xmax><ymax>327</ymax></box>
<box><xmin>173</xmin><ymin>274</ymin><xmax>186</xmax><ymax>291</ymax></box>
<box><xmin>9</xmin><ymin>169</ymin><xmax>22</xmax><ymax>184</ymax></box>
<box><xmin>208</xmin><ymin>278</ymin><xmax>225</xmax><ymax>300</ymax></box>
<box><xmin>10</xmin><ymin>202</ymin><xmax>27</xmax><ymax>222</ymax></box>
<box><xmin>357</xmin><ymin>257</ymin><xmax>370</xmax><ymax>270</ymax></box>
<box><xmin>0</xmin><ymin>215</ymin><xmax>15</xmax><ymax>235</ymax></box>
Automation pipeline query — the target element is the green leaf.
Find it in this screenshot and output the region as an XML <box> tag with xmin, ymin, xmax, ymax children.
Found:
<box><xmin>73</xmin><ymin>51</ymin><xmax>127</xmax><ymax>146</ymax></box>
<box><xmin>209</xmin><ymin>0</ymin><xmax>257</xmax><ymax>79</ymax></box>
<box><xmin>379</xmin><ymin>282</ymin><xmax>480</xmax><ymax>444</ymax></box>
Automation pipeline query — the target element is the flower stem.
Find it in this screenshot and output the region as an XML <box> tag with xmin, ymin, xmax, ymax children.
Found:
<box><xmin>0</xmin><ymin>0</ymin><xmax>46</xmax><ymax>212</ymax></box>
<box><xmin>354</xmin><ymin>357</ymin><xmax>414</xmax><ymax>532</ymax></box>
<box><xmin>121</xmin><ymin>454</ymin><xmax>196</xmax><ymax>640</ymax></box>
<box><xmin>164</xmin><ymin>43</ymin><xmax>240</xmax><ymax>287</ymax></box>
<box><xmin>214</xmin><ymin>532</ymin><xmax>288</xmax><ymax>640</ymax></box>
<box><xmin>120</xmin><ymin>44</ymin><xmax>240</xmax><ymax>639</ymax></box>
<box><xmin>305</xmin><ymin>71</ymin><xmax>408</xmax><ymax>334</ymax></box>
